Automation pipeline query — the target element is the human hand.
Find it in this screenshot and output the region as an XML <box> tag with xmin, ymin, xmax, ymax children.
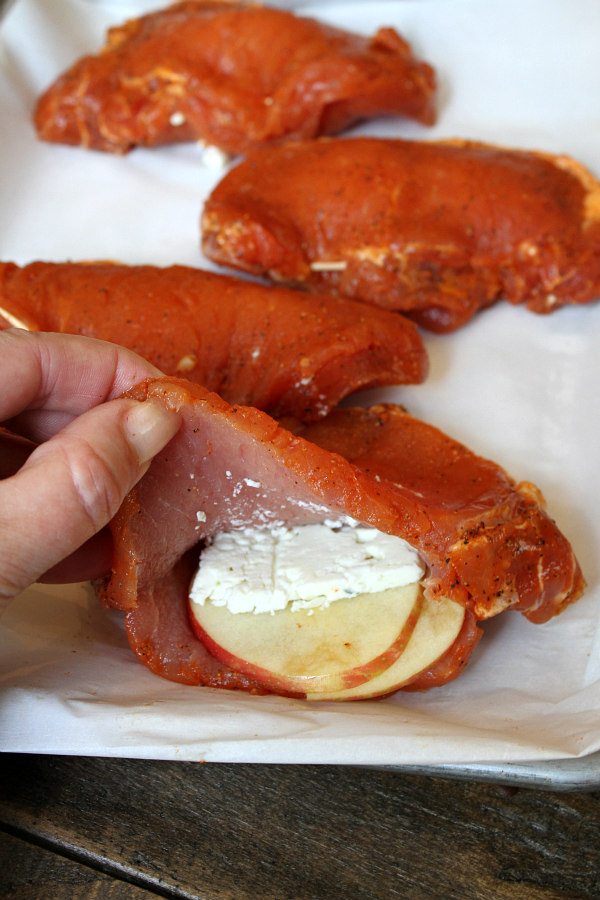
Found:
<box><xmin>0</xmin><ymin>329</ymin><xmax>181</xmax><ymax>605</ymax></box>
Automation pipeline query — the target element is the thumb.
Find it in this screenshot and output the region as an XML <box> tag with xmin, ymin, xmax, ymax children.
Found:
<box><xmin>0</xmin><ymin>397</ymin><xmax>180</xmax><ymax>604</ymax></box>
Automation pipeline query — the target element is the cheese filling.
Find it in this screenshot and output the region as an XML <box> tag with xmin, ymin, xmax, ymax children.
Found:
<box><xmin>189</xmin><ymin>517</ymin><xmax>424</xmax><ymax>615</ymax></box>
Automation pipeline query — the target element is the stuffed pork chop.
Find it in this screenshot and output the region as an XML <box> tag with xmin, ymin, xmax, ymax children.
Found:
<box><xmin>100</xmin><ymin>377</ymin><xmax>584</xmax><ymax>700</ymax></box>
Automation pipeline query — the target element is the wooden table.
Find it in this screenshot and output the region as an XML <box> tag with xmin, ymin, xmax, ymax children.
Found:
<box><xmin>1</xmin><ymin>754</ymin><xmax>599</xmax><ymax>899</ymax></box>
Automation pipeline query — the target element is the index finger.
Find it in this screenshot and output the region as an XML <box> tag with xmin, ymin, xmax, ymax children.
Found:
<box><xmin>0</xmin><ymin>329</ymin><xmax>161</xmax><ymax>439</ymax></box>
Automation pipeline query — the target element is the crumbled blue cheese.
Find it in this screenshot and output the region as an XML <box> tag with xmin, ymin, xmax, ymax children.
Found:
<box><xmin>189</xmin><ymin>517</ymin><xmax>424</xmax><ymax>615</ymax></box>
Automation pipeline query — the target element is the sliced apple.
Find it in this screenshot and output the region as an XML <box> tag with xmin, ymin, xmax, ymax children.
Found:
<box><xmin>189</xmin><ymin>584</ymin><xmax>422</xmax><ymax>695</ymax></box>
<box><xmin>305</xmin><ymin>595</ymin><xmax>465</xmax><ymax>701</ymax></box>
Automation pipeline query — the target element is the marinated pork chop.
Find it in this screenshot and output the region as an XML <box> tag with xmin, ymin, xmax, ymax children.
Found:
<box><xmin>0</xmin><ymin>261</ymin><xmax>427</xmax><ymax>421</ymax></box>
<box><xmin>203</xmin><ymin>137</ymin><xmax>600</xmax><ymax>332</ymax></box>
<box><xmin>35</xmin><ymin>2</ymin><xmax>435</xmax><ymax>155</ymax></box>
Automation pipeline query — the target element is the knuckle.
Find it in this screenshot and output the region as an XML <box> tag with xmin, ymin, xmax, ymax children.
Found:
<box><xmin>59</xmin><ymin>435</ymin><xmax>130</xmax><ymax>533</ymax></box>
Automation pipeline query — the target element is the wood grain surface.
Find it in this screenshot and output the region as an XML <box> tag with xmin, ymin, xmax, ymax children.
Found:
<box><xmin>1</xmin><ymin>754</ymin><xmax>599</xmax><ymax>899</ymax></box>
<box><xmin>0</xmin><ymin>830</ymin><xmax>154</xmax><ymax>899</ymax></box>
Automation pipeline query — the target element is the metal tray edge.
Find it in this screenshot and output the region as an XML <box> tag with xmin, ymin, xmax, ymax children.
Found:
<box><xmin>378</xmin><ymin>750</ymin><xmax>600</xmax><ymax>792</ymax></box>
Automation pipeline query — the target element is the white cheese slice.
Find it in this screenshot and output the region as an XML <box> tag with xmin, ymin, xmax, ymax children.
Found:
<box><xmin>189</xmin><ymin>517</ymin><xmax>424</xmax><ymax>615</ymax></box>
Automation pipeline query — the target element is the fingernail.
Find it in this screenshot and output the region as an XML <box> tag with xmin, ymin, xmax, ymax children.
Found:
<box><xmin>124</xmin><ymin>400</ymin><xmax>181</xmax><ymax>465</ymax></box>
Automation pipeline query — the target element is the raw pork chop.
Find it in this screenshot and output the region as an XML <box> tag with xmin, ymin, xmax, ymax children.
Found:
<box><xmin>35</xmin><ymin>2</ymin><xmax>435</xmax><ymax>155</ymax></box>
<box><xmin>203</xmin><ymin>137</ymin><xmax>600</xmax><ymax>332</ymax></box>
<box><xmin>0</xmin><ymin>261</ymin><xmax>427</xmax><ymax>421</ymax></box>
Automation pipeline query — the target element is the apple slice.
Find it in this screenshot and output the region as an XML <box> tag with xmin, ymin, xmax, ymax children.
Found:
<box><xmin>305</xmin><ymin>595</ymin><xmax>465</xmax><ymax>701</ymax></box>
<box><xmin>189</xmin><ymin>584</ymin><xmax>422</xmax><ymax>695</ymax></box>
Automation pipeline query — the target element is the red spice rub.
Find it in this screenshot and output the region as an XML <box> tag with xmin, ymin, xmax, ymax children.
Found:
<box><xmin>34</xmin><ymin>2</ymin><xmax>435</xmax><ymax>155</ymax></box>
<box><xmin>101</xmin><ymin>378</ymin><xmax>583</xmax><ymax>694</ymax></box>
<box><xmin>202</xmin><ymin>137</ymin><xmax>600</xmax><ymax>332</ymax></box>
<box><xmin>0</xmin><ymin>261</ymin><xmax>427</xmax><ymax>421</ymax></box>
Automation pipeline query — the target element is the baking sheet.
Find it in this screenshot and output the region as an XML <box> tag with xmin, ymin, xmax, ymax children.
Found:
<box><xmin>1</xmin><ymin>0</ymin><xmax>600</xmax><ymax>768</ymax></box>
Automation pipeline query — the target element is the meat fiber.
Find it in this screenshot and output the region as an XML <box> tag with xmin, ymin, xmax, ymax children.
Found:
<box><xmin>34</xmin><ymin>2</ymin><xmax>435</xmax><ymax>155</ymax></box>
<box><xmin>202</xmin><ymin>137</ymin><xmax>600</xmax><ymax>332</ymax></box>
<box><xmin>101</xmin><ymin>378</ymin><xmax>584</xmax><ymax>693</ymax></box>
<box><xmin>0</xmin><ymin>261</ymin><xmax>426</xmax><ymax>421</ymax></box>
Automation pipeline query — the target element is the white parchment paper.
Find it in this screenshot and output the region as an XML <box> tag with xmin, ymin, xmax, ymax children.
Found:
<box><xmin>1</xmin><ymin>0</ymin><xmax>599</xmax><ymax>764</ymax></box>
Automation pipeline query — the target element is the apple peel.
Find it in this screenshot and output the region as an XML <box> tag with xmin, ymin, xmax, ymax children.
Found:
<box><xmin>305</xmin><ymin>595</ymin><xmax>465</xmax><ymax>701</ymax></box>
<box><xmin>189</xmin><ymin>584</ymin><xmax>422</xmax><ymax>695</ymax></box>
